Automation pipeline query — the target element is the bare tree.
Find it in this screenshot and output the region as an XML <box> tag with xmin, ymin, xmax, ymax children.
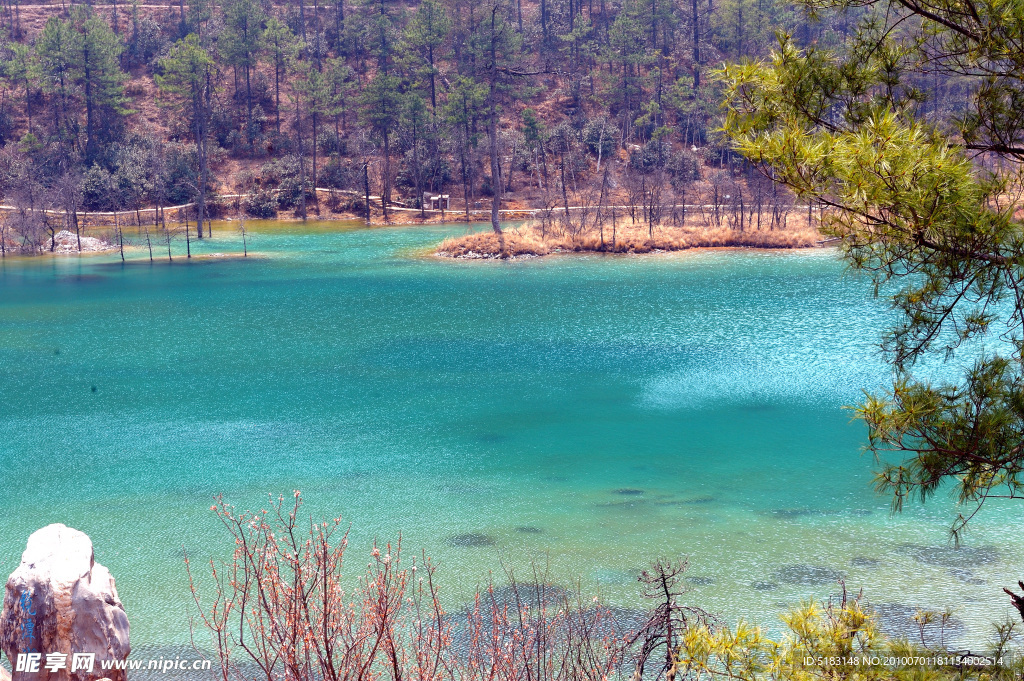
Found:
<box><xmin>188</xmin><ymin>493</ymin><xmax>628</xmax><ymax>681</ymax></box>
<box><xmin>626</xmin><ymin>558</ymin><xmax>719</xmax><ymax>681</ymax></box>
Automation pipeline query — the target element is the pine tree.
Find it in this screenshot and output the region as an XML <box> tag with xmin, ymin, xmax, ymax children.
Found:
<box><xmin>442</xmin><ymin>75</ymin><xmax>486</xmax><ymax>222</ymax></box>
<box><xmin>71</xmin><ymin>5</ymin><xmax>130</xmax><ymax>159</ymax></box>
<box><xmin>296</xmin><ymin>59</ymin><xmax>339</xmax><ymax>194</ymax></box>
<box><xmin>36</xmin><ymin>16</ymin><xmax>78</xmax><ymax>149</ymax></box>
<box><xmin>221</xmin><ymin>0</ymin><xmax>265</xmax><ymax>133</ymax></box>
<box><xmin>359</xmin><ymin>71</ymin><xmax>401</xmax><ymax>221</ymax></box>
<box><xmin>404</xmin><ymin>0</ymin><xmax>450</xmax><ymax>113</ymax></box>
<box><xmin>720</xmin><ymin>0</ymin><xmax>1024</xmax><ymax>540</ymax></box>
<box><xmin>157</xmin><ymin>34</ymin><xmax>215</xmax><ymax>239</ymax></box>
<box><xmin>357</xmin><ymin>0</ymin><xmax>401</xmax><ymax>220</ymax></box>
<box><xmin>402</xmin><ymin>93</ymin><xmax>428</xmax><ymax>216</ymax></box>
<box><xmin>606</xmin><ymin>0</ymin><xmax>654</xmax><ymax>143</ymax></box>
<box><xmin>3</xmin><ymin>37</ymin><xmax>35</xmax><ymax>135</ymax></box>
<box><xmin>261</xmin><ymin>18</ymin><xmax>300</xmax><ymax>134</ymax></box>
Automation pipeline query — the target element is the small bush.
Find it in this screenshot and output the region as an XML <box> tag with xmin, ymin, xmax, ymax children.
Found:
<box><xmin>204</xmin><ymin>197</ymin><xmax>228</xmax><ymax>219</ymax></box>
<box><xmin>81</xmin><ymin>164</ymin><xmax>113</xmax><ymax>211</ymax></box>
<box><xmin>317</xmin><ymin>131</ymin><xmax>346</xmax><ymax>155</ymax></box>
<box><xmin>243</xmin><ymin>190</ymin><xmax>278</xmax><ymax>218</ymax></box>
<box><xmin>319</xmin><ymin>158</ymin><xmax>362</xmax><ymax>190</ymax></box>
<box><xmin>583</xmin><ymin>117</ymin><xmax>617</xmax><ymax>158</ymax></box>
<box><xmin>668</xmin><ymin>150</ymin><xmax>701</xmax><ymax>185</ymax></box>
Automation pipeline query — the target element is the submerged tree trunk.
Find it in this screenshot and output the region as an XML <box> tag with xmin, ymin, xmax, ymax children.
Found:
<box><xmin>116</xmin><ymin>210</ymin><xmax>124</xmax><ymax>262</ymax></box>
<box><xmin>363</xmin><ymin>161</ymin><xmax>371</xmax><ymax>224</ymax></box>
<box><xmin>193</xmin><ymin>75</ymin><xmax>211</xmax><ymax>239</ymax></box>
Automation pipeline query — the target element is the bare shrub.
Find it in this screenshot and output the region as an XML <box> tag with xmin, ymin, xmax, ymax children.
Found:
<box><xmin>187</xmin><ymin>493</ymin><xmax>625</xmax><ymax>681</ymax></box>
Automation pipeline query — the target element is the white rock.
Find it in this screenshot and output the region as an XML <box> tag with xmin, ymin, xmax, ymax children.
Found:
<box><xmin>45</xmin><ymin>231</ymin><xmax>112</xmax><ymax>254</ymax></box>
<box><xmin>0</xmin><ymin>525</ymin><xmax>130</xmax><ymax>681</ymax></box>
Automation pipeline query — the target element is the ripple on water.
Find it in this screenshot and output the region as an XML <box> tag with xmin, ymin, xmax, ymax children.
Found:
<box><xmin>949</xmin><ymin>568</ymin><xmax>986</xmax><ymax>585</ymax></box>
<box><xmin>772</xmin><ymin>565</ymin><xmax>845</xmax><ymax>587</ymax></box>
<box><xmin>595</xmin><ymin>499</ymin><xmax>649</xmax><ymax>510</ymax></box>
<box><xmin>901</xmin><ymin>544</ymin><xmax>999</xmax><ymax>568</ymax></box>
<box><xmin>872</xmin><ymin>603</ymin><xmax>964</xmax><ymax>647</ymax></box>
<box><xmin>751</xmin><ymin>581</ymin><xmax>778</xmax><ymax>591</ymax></box>
<box><xmin>446</xmin><ymin>533</ymin><xmax>496</xmax><ymax>547</ymax></box>
<box><xmin>850</xmin><ymin>557</ymin><xmax>880</xmax><ymax>569</ymax></box>
<box><xmin>762</xmin><ymin>508</ymin><xmax>817</xmax><ymax>519</ymax></box>
<box><xmin>593</xmin><ymin>568</ymin><xmax>640</xmax><ymax>585</ymax></box>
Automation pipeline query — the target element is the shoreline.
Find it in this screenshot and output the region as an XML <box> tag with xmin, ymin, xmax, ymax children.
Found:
<box><xmin>435</xmin><ymin>220</ymin><xmax>827</xmax><ymax>259</ymax></box>
<box><xmin>4</xmin><ymin>219</ymin><xmax>832</xmax><ymax>262</ymax></box>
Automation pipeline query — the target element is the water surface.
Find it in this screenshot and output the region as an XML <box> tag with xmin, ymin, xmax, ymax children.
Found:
<box><xmin>0</xmin><ymin>221</ymin><xmax>1019</xmax><ymax>649</ymax></box>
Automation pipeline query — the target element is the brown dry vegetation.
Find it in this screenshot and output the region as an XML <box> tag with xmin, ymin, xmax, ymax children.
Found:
<box><xmin>437</xmin><ymin>214</ymin><xmax>824</xmax><ymax>258</ymax></box>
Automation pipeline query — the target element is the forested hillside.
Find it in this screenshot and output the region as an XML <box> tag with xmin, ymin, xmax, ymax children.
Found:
<box><xmin>0</xmin><ymin>0</ymin><xmax>948</xmax><ymax>250</ymax></box>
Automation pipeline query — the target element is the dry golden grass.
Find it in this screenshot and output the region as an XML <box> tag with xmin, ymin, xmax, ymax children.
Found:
<box><xmin>437</xmin><ymin>216</ymin><xmax>824</xmax><ymax>259</ymax></box>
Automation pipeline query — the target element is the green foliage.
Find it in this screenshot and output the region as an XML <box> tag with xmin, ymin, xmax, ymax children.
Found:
<box><xmin>220</xmin><ymin>0</ymin><xmax>265</xmax><ymax>74</ymax></box>
<box><xmin>403</xmin><ymin>0</ymin><xmax>450</xmax><ymax>108</ymax></box>
<box><xmin>220</xmin><ymin>0</ymin><xmax>265</xmax><ymax>120</ymax></box>
<box><xmin>679</xmin><ymin>596</ymin><xmax>1022</xmax><ymax>680</ymax></box>
<box><xmin>319</xmin><ymin>157</ymin><xmax>363</xmax><ymax>189</ymax></box>
<box><xmin>258</xmin><ymin>155</ymin><xmax>310</xmax><ymax>207</ymax></box>
<box><xmin>0</xmin><ymin>35</ymin><xmax>34</xmax><ymax>141</ymax></box>
<box><xmin>80</xmin><ymin>162</ymin><xmax>113</xmax><ymax>210</ymax></box>
<box><xmin>34</xmin><ymin>7</ymin><xmax>129</xmax><ymax>156</ymax></box>
<box><xmin>242</xmin><ymin>188</ymin><xmax>278</xmax><ymax>217</ymax></box>
<box><xmin>72</xmin><ymin>6</ymin><xmax>130</xmax><ymax>156</ymax></box>
<box><xmin>157</xmin><ymin>34</ymin><xmax>215</xmax><ymax>134</ymax></box>
<box><xmin>628</xmin><ymin>137</ymin><xmax>670</xmax><ymax>173</ymax></box>
<box><xmin>718</xmin><ymin>0</ymin><xmax>1024</xmax><ymax>537</ymax></box>
<box><xmin>360</xmin><ymin>72</ymin><xmax>402</xmax><ymax>142</ymax></box>
<box><xmin>261</xmin><ymin>18</ymin><xmax>300</xmax><ymax>133</ymax></box>
<box><xmin>162</xmin><ymin>142</ymin><xmax>202</xmax><ymax>204</ymax></box>
<box><xmin>123</xmin><ymin>2</ymin><xmax>166</xmax><ymax>68</ymax></box>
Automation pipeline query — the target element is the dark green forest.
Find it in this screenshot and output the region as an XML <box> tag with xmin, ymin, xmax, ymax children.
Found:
<box><xmin>0</xmin><ymin>0</ymin><xmax>964</xmax><ymax>250</ymax></box>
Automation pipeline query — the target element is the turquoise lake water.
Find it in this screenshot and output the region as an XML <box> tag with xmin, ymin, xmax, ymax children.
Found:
<box><xmin>0</xmin><ymin>221</ymin><xmax>1020</xmax><ymax>651</ymax></box>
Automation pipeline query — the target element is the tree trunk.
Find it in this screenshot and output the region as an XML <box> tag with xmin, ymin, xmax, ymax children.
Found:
<box><xmin>245</xmin><ymin>60</ymin><xmax>252</xmax><ymax>131</ymax></box>
<box><xmin>116</xmin><ymin>210</ymin><xmax>124</xmax><ymax>261</ymax></box>
<box><xmin>195</xmin><ymin>85</ymin><xmax>209</xmax><ymax>239</ymax></box>
<box><xmin>363</xmin><ymin>161</ymin><xmax>371</xmax><ymax>224</ymax></box>
<box><xmin>414</xmin><ymin>121</ymin><xmax>424</xmax><ymax>218</ymax></box>
<box><xmin>83</xmin><ymin>43</ymin><xmax>94</xmax><ymax>157</ymax></box>
<box><xmin>428</xmin><ymin>46</ymin><xmax>437</xmax><ymax>111</ymax></box>
<box><xmin>297</xmin><ymin>98</ymin><xmax>307</xmax><ymax>221</ymax></box>
<box><xmin>335</xmin><ymin>0</ymin><xmax>344</xmax><ymax>53</ymax></box>
<box><xmin>275</xmin><ymin>58</ymin><xmax>281</xmax><ymax>132</ymax></box>
<box><xmin>312</xmin><ymin>111</ymin><xmax>319</xmax><ymax>211</ymax></box>
<box><xmin>460</xmin><ymin>146</ymin><xmax>470</xmax><ymax>222</ymax></box>
<box><xmin>692</xmin><ymin>0</ymin><xmax>700</xmax><ymax>88</ymax></box>
<box><xmin>381</xmin><ymin>133</ymin><xmax>390</xmax><ymax>222</ymax></box>
<box><xmin>487</xmin><ymin>8</ymin><xmax>504</xmax><ymax>252</ymax></box>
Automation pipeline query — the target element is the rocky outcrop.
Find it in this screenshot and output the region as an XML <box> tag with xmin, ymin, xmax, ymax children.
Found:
<box><xmin>0</xmin><ymin>525</ymin><xmax>130</xmax><ymax>681</ymax></box>
<box><xmin>45</xmin><ymin>231</ymin><xmax>113</xmax><ymax>254</ymax></box>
